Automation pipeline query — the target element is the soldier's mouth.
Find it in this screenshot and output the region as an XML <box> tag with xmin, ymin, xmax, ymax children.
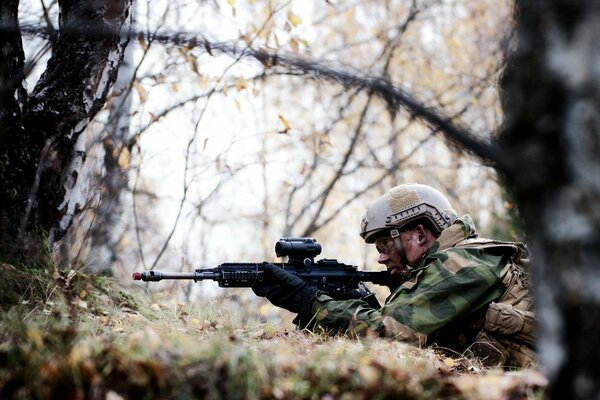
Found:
<box><xmin>387</xmin><ymin>264</ymin><xmax>403</xmax><ymax>275</ymax></box>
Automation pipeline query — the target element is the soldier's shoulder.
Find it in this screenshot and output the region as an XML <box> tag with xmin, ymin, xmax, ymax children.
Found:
<box><xmin>435</xmin><ymin>246</ymin><xmax>498</xmax><ymax>273</ymax></box>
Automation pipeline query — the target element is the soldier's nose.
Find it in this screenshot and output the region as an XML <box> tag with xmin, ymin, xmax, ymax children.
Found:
<box><xmin>377</xmin><ymin>253</ymin><xmax>389</xmax><ymax>264</ymax></box>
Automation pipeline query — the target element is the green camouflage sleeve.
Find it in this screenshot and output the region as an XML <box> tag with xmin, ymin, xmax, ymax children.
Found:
<box><xmin>310</xmin><ymin>294</ymin><xmax>427</xmax><ymax>343</ymax></box>
<box><xmin>310</xmin><ymin>248</ymin><xmax>505</xmax><ymax>344</ymax></box>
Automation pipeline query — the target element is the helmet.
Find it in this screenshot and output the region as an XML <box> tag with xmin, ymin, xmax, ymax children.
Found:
<box><xmin>360</xmin><ymin>184</ymin><xmax>457</xmax><ymax>243</ymax></box>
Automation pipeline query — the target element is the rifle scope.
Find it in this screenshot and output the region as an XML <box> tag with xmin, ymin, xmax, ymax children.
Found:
<box><xmin>275</xmin><ymin>237</ymin><xmax>321</xmax><ymax>261</ymax></box>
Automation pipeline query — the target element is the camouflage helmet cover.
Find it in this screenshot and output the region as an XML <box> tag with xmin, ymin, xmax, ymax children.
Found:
<box><xmin>360</xmin><ymin>184</ymin><xmax>457</xmax><ymax>243</ymax></box>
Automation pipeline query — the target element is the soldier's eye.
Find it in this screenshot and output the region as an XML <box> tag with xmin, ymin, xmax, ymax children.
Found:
<box><xmin>375</xmin><ymin>238</ymin><xmax>390</xmax><ymax>254</ymax></box>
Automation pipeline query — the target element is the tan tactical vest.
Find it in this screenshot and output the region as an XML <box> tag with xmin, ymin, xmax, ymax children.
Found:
<box><xmin>455</xmin><ymin>238</ymin><xmax>537</xmax><ymax>368</ymax></box>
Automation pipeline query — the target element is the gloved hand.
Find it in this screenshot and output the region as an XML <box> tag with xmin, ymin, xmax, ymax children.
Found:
<box><xmin>252</xmin><ymin>263</ymin><xmax>318</xmax><ymax>315</ymax></box>
<box><xmin>329</xmin><ymin>284</ymin><xmax>382</xmax><ymax>309</ymax></box>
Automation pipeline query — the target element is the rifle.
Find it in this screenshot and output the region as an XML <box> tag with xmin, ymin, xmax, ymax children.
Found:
<box><xmin>133</xmin><ymin>237</ymin><xmax>393</xmax><ymax>309</ymax></box>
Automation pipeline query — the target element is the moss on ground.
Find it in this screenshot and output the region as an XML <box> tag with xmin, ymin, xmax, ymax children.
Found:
<box><xmin>0</xmin><ymin>265</ymin><xmax>548</xmax><ymax>400</ymax></box>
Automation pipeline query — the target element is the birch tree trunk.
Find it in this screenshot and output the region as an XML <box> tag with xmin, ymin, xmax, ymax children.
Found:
<box><xmin>498</xmin><ymin>2</ymin><xmax>600</xmax><ymax>398</ymax></box>
<box><xmin>87</xmin><ymin>18</ymin><xmax>136</xmax><ymax>272</ymax></box>
<box><xmin>0</xmin><ymin>0</ymin><xmax>132</xmax><ymax>267</ymax></box>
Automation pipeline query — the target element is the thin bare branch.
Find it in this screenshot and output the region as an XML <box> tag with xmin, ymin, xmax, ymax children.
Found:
<box><xmin>3</xmin><ymin>21</ymin><xmax>505</xmax><ymax>169</ymax></box>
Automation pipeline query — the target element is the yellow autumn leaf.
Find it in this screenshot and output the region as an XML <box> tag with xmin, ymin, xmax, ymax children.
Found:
<box><xmin>228</xmin><ymin>0</ymin><xmax>236</xmax><ymax>16</ymax></box>
<box><xmin>133</xmin><ymin>81</ymin><xmax>148</xmax><ymax>104</ymax></box>
<box><xmin>234</xmin><ymin>98</ymin><xmax>242</xmax><ymax>111</ymax></box>
<box><xmin>69</xmin><ymin>342</ymin><xmax>92</xmax><ymax>367</ymax></box>
<box><xmin>27</xmin><ymin>328</ymin><xmax>43</xmax><ymax>350</ymax></box>
<box><xmin>289</xmin><ymin>38</ymin><xmax>299</xmax><ymax>53</ymax></box>
<box><xmin>118</xmin><ymin>147</ymin><xmax>130</xmax><ymax>169</ymax></box>
<box><xmin>443</xmin><ymin>357</ymin><xmax>455</xmax><ymax>367</ymax></box>
<box><xmin>259</xmin><ymin>303</ymin><xmax>271</xmax><ymax>315</ymax></box>
<box><xmin>288</xmin><ymin>10</ymin><xmax>301</xmax><ymax>27</ymax></box>
<box><xmin>278</xmin><ymin>114</ymin><xmax>290</xmax><ymax>133</ymax></box>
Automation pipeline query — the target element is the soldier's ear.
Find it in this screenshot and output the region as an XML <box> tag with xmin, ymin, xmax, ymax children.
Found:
<box><xmin>415</xmin><ymin>224</ymin><xmax>427</xmax><ymax>244</ymax></box>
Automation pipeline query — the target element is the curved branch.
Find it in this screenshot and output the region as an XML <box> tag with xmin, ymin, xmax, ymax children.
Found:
<box><xmin>4</xmin><ymin>21</ymin><xmax>507</xmax><ymax>170</ymax></box>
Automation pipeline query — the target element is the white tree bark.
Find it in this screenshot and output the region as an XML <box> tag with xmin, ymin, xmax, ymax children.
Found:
<box><xmin>0</xmin><ymin>0</ymin><xmax>132</xmax><ymax>265</ymax></box>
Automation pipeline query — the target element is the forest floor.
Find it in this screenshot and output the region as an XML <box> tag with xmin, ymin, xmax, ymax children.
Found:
<box><xmin>0</xmin><ymin>264</ymin><xmax>548</xmax><ymax>399</ymax></box>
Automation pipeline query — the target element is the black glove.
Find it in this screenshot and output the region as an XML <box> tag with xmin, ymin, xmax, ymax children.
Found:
<box><xmin>252</xmin><ymin>263</ymin><xmax>318</xmax><ymax>315</ymax></box>
<box><xmin>330</xmin><ymin>284</ymin><xmax>382</xmax><ymax>309</ymax></box>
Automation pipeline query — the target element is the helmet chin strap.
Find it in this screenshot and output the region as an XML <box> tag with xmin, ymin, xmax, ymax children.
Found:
<box><xmin>390</xmin><ymin>229</ymin><xmax>411</xmax><ymax>270</ymax></box>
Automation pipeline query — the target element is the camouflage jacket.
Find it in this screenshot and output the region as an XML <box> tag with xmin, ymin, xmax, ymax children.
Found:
<box><xmin>309</xmin><ymin>215</ymin><xmax>507</xmax><ymax>348</ymax></box>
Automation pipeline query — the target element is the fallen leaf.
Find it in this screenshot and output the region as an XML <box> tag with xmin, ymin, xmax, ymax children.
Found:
<box><xmin>27</xmin><ymin>328</ymin><xmax>43</xmax><ymax>350</ymax></box>
<box><xmin>358</xmin><ymin>364</ymin><xmax>380</xmax><ymax>388</ymax></box>
<box><xmin>278</xmin><ymin>115</ymin><xmax>290</xmax><ymax>133</ymax></box>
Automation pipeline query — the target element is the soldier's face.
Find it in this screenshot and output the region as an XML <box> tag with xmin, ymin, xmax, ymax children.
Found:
<box><xmin>375</xmin><ymin>228</ymin><xmax>427</xmax><ymax>275</ymax></box>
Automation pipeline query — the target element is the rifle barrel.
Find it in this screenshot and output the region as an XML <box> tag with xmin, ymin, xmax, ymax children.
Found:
<box><xmin>133</xmin><ymin>271</ymin><xmax>206</xmax><ymax>281</ymax></box>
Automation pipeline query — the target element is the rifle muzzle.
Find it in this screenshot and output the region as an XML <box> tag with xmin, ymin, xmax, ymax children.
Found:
<box><xmin>132</xmin><ymin>271</ymin><xmax>163</xmax><ymax>281</ymax></box>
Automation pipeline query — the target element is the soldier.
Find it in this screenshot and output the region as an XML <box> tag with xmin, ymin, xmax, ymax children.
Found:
<box><xmin>253</xmin><ymin>184</ymin><xmax>536</xmax><ymax>367</ymax></box>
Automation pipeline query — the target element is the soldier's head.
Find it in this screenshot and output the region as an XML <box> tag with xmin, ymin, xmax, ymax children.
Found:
<box><xmin>360</xmin><ymin>184</ymin><xmax>457</xmax><ymax>275</ymax></box>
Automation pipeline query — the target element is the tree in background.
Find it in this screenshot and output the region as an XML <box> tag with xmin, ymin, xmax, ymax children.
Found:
<box><xmin>496</xmin><ymin>2</ymin><xmax>600</xmax><ymax>398</ymax></box>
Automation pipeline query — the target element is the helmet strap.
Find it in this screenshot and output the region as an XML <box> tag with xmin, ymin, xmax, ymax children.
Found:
<box><xmin>390</xmin><ymin>229</ymin><xmax>412</xmax><ymax>270</ymax></box>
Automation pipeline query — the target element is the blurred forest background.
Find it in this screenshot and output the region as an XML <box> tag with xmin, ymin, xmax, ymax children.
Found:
<box><xmin>38</xmin><ymin>0</ymin><xmax>516</xmax><ymax>282</ymax></box>
<box><xmin>4</xmin><ymin>0</ymin><xmax>600</xmax><ymax>398</ymax></box>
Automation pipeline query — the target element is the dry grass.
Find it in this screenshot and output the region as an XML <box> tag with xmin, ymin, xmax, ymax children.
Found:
<box><xmin>0</xmin><ymin>267</ymin><xmax>547</xmax><ymax>399</ymax></box>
